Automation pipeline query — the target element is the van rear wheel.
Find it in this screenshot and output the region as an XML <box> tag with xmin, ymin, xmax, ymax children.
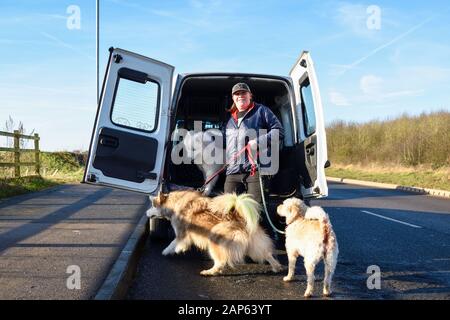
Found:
<box><xmin>148</xmin><ymin>217</ymin><xmax>175</xmax><ymax>241</ymax></box>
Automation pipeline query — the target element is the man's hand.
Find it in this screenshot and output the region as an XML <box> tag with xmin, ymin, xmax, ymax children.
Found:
<box><xmin>247</xmin><ymin>139</ymin><xmax>257</xmax><ymax>150</ymax></box>
<box><xmin>247</xmin><ymin>139</ymin><xmax>258</xmax><ymax>160</ymax></box>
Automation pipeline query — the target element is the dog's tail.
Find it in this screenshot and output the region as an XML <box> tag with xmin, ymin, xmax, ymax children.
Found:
<box><xmin>210</xmin><ymin>193</ymin><xmax>261</xmax><ymax>234</ymax></box>
<box><xmin>305</xmin><ymin>206</ymin><xmax>334</xmax><ymax>253</ymax></box>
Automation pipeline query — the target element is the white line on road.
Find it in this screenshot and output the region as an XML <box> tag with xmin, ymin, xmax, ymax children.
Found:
<box><xmin>361</xmin><ymin>210</ymin><xmax>422</xmax><ymax>229</ymax></box>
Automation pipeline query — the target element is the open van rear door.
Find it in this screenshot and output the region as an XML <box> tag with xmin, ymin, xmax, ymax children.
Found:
<box><xmin>83</xmin><ymin>48</ymin><xmax>174</xmax><ymax>194</ymax></box>
<box><xmin>290</xmin><ymin>51</ymin><xmax>328</xmax><ymax>198</ymax></box>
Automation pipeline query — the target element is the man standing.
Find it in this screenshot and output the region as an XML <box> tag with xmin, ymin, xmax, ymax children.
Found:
<box><xmin>224</xmin><ymin>82</ymin><xmax>284</xmax><ymax>204</ymax></box>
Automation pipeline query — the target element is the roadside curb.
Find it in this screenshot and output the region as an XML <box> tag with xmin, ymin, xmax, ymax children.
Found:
<box><xmin>327</xmin><ymin>177</ymin><xmax>450</xmax><ymax>199</ymax></box>
<box><xmin>94</xmin><ymin>213</ymin><xmax>149</xmax><ymax>300</ymax></box>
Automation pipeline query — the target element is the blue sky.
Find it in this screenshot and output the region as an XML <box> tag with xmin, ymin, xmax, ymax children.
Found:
<box><xmin>1</xmin><ymin>0</ymin><xmax>450</xmax><ymax>151</ymax></box>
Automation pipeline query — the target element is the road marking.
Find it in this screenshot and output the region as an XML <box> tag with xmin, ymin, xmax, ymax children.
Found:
<box><xmin>361</xmin><ymin>210</ymin><xmax>422</xmax><ymax>229</ymax></box>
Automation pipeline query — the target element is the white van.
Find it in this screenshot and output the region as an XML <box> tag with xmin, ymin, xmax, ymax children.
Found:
<box><xmin>83</xmin><ymin>47</ymin><xmax>329</xmax><ymax>204</ymax></box>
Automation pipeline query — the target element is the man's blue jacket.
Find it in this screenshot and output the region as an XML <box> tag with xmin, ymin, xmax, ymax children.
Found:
<box><xmin>224</xmin><ymin>102</ymin><xmax>284</xmax><ymax>175</ymax></box>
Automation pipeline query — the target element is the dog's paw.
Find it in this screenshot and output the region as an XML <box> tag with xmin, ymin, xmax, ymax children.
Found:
<box><xmin>283</xmin><ymin>275</ymin><xmax>294</xmax><ymax>282</ymax></box>
<box><xmin>323</xmin><ymin>288</ymin><xmax>332</xmax><ymax>297</ymax></box>
<box><xmin>162</xmin><ymin>248</ymin><xmax>175</xmax><ymax>256</ymax></box>
<box><xmin>304</xmin><ymin>291</ymin><xmax>313</xmax><ymax>299</ymax></box>
<box><xmin>174</xmin><ymin>244</ymin><xmax>189</xmax><ymax>254</ymax></box>
<box><xmin>304</xmin><ymin>287</ymin><xmax>314</xmax><ymax>298</ymax></box>
<box><xmin>272</xmin><ymin>264</ymin><xmax>283</xmax><ymax>273</ymax></box>
<box><xmin>200</xmin><ymin>269</ymin><xmax>221</xmax><ymax>276</ymax></box>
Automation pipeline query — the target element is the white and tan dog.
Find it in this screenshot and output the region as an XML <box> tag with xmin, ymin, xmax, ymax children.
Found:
<box><xmin>147</xmin><ymin>190</ymin><xmax>282</xmax><ymax>276</ymax></box>
<box><xmin>277</xmin><ymin>198</ymin><xmax>338</xmax><ymax>298</ymax></box>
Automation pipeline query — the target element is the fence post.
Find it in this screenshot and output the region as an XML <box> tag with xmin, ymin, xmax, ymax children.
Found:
<box><xmin>14</xmin><ymin>130</ymin><xmax>20</xmax><ymax>178</ymax></box>
<box><xmin>34</xmin><ymin>133</ymin><xmax>40</xmax><ymax>175</ymax></box>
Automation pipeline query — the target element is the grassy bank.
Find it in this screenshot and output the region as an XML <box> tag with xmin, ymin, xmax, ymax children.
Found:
<box><xmin>326</xmin><ymin>111</ymin><xmax>450</xmax><ymax>191</ymax></box>
<box><xmin>327</xmin><ymin>111</ymin><xmax>450</xmax><ymax>167</ymax></box>
<box><xmin>0</xmin><ymin>151</ymin><xmax>85</xmax><ymax>200</ymax></box>
<box><xmin>326</xmin><ymin>163</ymin><xmax>450</xmax><ymax>191</ymax></box>
<box><xmin>0</xmin><ymin>176</ymin><xmax>59</xmax><ymax>199</ymax></box>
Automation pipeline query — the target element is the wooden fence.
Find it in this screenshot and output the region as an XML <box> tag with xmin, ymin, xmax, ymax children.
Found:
<box><xmin>0</xmin><ymin>130</ymin><xmax>40</xmax><ymax>177</ymax></box>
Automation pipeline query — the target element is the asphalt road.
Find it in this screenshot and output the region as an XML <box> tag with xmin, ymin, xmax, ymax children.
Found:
<box><xmin>0</xmin><ymin>184</ymin><xmax>147</xmax><ymax>299</ymax></box>
<box><xmin>127</xmin><ymin>182</ymin><xmax>450</xmax><ymax>300</ymax></box>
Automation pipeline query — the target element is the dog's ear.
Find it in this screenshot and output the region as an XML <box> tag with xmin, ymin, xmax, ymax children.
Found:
<box><xmin>298</xmin><ymin>199</ymin><xmax>309</xmax><ymax>216</ymax></box>
<box><xmin>291</xmin><ymin>198</ymin><xmax>308</xmax><ymax>216</ymax></box>
<box><xmin>284</xmin><ymin>198</ymin><xmax>307</xmax><ymax>224</ymax></box>
<box><xmin>286</xmin><ymin>202</ymin><xmax>302</xmax><ymax>225</ymax></box>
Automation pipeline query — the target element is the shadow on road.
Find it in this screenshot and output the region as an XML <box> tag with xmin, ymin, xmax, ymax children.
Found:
<box><xmin>0</xmin><ymin>188</ymin><xmax>112</xmax><ymax>254</ymax></box>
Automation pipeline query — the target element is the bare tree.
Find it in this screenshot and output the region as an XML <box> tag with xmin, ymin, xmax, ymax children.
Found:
<box><xmin>3</xmin><ymin>115</ymin><xmax>35</xmax><ymax>149</ymax></box>
<box><xmin>4</xmin><ymin>115</ymin><xmax>14</xmax><ymax>147</ymax></box>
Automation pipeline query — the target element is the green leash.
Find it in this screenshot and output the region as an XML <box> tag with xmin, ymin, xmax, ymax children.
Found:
<box><xmin>257</xmin><ymin>165</ymin><xmax>286</xmax><ymax>236</ymax></box>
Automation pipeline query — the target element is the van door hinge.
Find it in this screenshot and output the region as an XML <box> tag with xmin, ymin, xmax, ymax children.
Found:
<box><xmin>87</xmin><ymin>174</ymin><xmax>97</xmax><ymax>183</ymax></box>
<box><xmin>113</xmin><ymin>54</ymin><xmax>123</xmax><ymax>64</ymax></box>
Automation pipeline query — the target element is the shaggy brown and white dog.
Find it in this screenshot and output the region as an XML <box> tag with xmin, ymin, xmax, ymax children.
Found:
<box><xmin>277</xmin><ymin>198</ymin><xmax>339</xmax><ymax>298</ymax></box>
<box><xmin>147</xmin><ymin>190</ymin><xmax>282</xmax><ymax>276</ymax></box>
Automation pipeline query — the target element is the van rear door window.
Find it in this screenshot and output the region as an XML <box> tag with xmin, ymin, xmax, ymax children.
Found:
<box><xmin>300</xmin><ymin>79</ymin><xmax>316</xmax><ymax>137</ymax></box>
<box><xmin>111</xmin><ymin>76</ymin><xmax>160</xmax><ymax>132</ymax></box>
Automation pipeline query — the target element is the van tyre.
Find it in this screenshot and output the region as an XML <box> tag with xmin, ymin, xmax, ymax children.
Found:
<box><xmin>149</xmin><ymin>217</ymin><xmax>175</xmax><ymax>241</ymax></box>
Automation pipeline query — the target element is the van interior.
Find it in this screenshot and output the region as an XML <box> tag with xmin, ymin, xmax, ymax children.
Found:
<box><xmin>164</xmin><ymin>75</ymin><xmax>315</xmax><ymax>200</ymax></box>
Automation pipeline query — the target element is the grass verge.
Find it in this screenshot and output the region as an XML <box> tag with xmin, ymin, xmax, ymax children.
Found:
<box><xmin>0</xmin><ymin>151</ymin><xmax>85</xmax><ymax>200</ymax></box>
<box><xmin>0</xmin><ymin>176</ymin><xmax>58</xmax><ymax>200</ymax></box>
<box><xmin>326</xmin><ymin>163</ymin><xmax>450</xmax><ymax>191</ymax></box>
<box><xmin>0</xmin><ymin>170</ymin><xmax>84</xmax><ymax>201</ymax></box>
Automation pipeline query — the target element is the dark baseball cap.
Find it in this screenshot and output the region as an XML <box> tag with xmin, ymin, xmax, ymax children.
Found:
<box><xmin>232</xmin><ymin>82</ymin><xmax>251</xmax><ymax>95</ymax></box>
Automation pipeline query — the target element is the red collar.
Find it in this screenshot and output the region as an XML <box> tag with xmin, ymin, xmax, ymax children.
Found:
<box><xmin>230</xmin><ymin>102</ymin><xmax>255</xmax><ymax>123</ymax></box>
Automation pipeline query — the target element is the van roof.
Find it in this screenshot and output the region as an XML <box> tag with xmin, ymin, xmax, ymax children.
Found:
<box><xmin>178</xmin><ymin>72</ymin><xmax>291</xmax><ymax>82</ymax></box>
